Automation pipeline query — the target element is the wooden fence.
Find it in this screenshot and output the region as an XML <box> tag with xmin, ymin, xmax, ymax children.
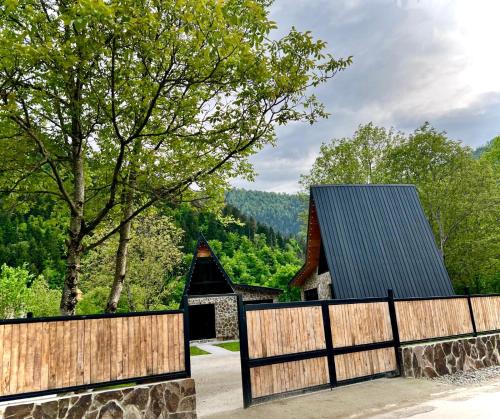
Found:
<box><xmin>0</xmin><ymin>307</ymin><xmax>190</xmax><ymax>401</ymax></box>
<box><xmin>239</xmin><ymin>297</ymin><xmax>399</xmax><ymax>406</ymax></box>
<box><xmin>239</xmin><ymin>293</ymin><xmax>500</xmax><ymax>407</ymax></box>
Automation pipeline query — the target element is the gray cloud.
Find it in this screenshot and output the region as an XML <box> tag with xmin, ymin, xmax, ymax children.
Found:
<box><xmin>232</xmin><ymin>0</ymin><xmax>500</xmax><ymax>192</ymax></box>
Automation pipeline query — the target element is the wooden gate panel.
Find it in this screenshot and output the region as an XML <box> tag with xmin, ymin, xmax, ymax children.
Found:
<box><xmin>250</xmin><ymin>357</ymin><xmax>329</xmax><ymax>398</ymax></box>
<box><xmin>240</xmin><ymin>299</ymin><xmax>398</xmax><ymax>407</ymax></box>
<box><xmin>335</xmin><ymin>348</ymin><xmax>396</xmax><ymax>381</ymax></box>
<box><xmin>246</xmin><ymin>306</ymin><xmax>325</xmax><ymax>359</ymax></box>
<box><xmin>471</xmin><ymin>296</ymin><xmax>500</xmax><ymax>332</ymax></box>
<box><xmin>329</xmin><ymin>302</ymin><xmax>392</xmax><ymax>347</ymax></box>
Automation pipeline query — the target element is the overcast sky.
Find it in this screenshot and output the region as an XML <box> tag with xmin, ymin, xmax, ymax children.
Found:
<box><xmin>232</xmin><ymin>0</ymin><xmax>500</xmax><ymax>193</ymax></box>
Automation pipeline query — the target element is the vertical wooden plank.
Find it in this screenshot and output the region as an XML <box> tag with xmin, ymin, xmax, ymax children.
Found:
<box><xmin>70</xmin><ymin>320</ymin><xmax>78</xmax><ymax>387</ymax></box>
<box><xmin>176</xmin><ymin>314</ymin><xmax>183</xmax><ymax>372</ymax></box>
<box><xmin>97</xmin><ymin>319</ymin><xmax>105</xmax><ymax>383</ymax></box>
<box><xmin>137</xmin><ymin>316</ymin><xmax>146</xmax><ymax>376</ymax></box>
<box><xmin>76</xmin><ymin>320</ymin><xmax>85</xmax><ymax>385</ymax></box>
<box><xmin>179</xmin><ymin>313</ymin><xmax>185</xmax><ymax>371</ymax></box>
<box><xmin>1</xmin><ymin>325</ymin><xmax>12</xmax><ymax>396</ymax></box>
<box><xmin>62</xmin><ymin>321</ymin><xmax>71</xmax><ymax>387</ymax></box>
<box><xmin>115</xmin><ymin>317</ymin><xmax>123</xmax><ymax>380</ymax></box>
<box><xmin>0</xmin><ymin>326</ymin><xmax>3</xmax><ymax>394</ymax></box>
<box><xmin>83</xmin><ymin>320</ymin><xmax>92</xmax><ymax>384</ymax></box>
<box><xmin>15</xmin><ymin>323</ymin><xmax>26</xmax><ymax>394</ymax></box>
<box><xmin>47</xmin><ymin>322</ymin><xmax>57</xmax><ymax>389</ymax></box>
<box><xmin>151</xmin><ymin>316</ymin><xmax>158</xmax><ymax>375</ymax></box>
<box><xmin>127</xmin><ymin>317</ymin><xmax>135</xmax><ymax>378</ymax></box>
<box><xmin>109</xmin><ymin>318</ymin><xmax>116</xmax><ymax>381</ymax></box>
<box><xmin>131</xmin><ymin>316</ymin><xmax>138</xmax><ymax>378</ymax></box>
<box><xmin>168</xmin><ymin>314</ymin><xmax>175</xmax><ymax>372</ymax></box>
<box><xmin>90</xmin><ymin>319</ymin><xmax>98</xmax><ymax>384</ymax></box>
<box><xmin>162</xmin><ymin>314</ymin><xmax>170</xmax><ymax>373</ymax></box>
<box><xmin>136</xmin><ymin>316</ymin><xmax>143</xmax><ymax>377</ymax></box>
<box><xmin>100</xmin><ymin>318</ymin><xmax>110</xmax><ymax>382</ymax></box>
<box><xmin>54</xmin><ymin>322</ymin><xmax>63</xmax><ymax>388</ymax></box>
<box><xmin>120</xmin><ymin>317</ymin><xmax>127</xmax><ymax>379</ymax></box>
<box><xmin>22</xmin><ymin>323</ymin><xmax>35</xmax><ymax>392</ymax></box>
<box><xmin>145</xmin><ymin>316</ymin><xmax>153</xmax><ymax>374</ymax></box>
<box><xmin>156</xmin><ymin>315</ymin><xmax>164</xmax><ymax>374</ymax></box>
<box><xmin>31</xmin><ymin>323</ymin><xmax>42</xmax><ymax>392</ymax></box>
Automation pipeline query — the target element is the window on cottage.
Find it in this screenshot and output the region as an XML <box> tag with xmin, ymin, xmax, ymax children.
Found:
<box><xmin>304</xmin><ymin>288</ymin><xmax>319</xmax><ymax>301</ymax></box>
<box><xmin>318</xmin><ymin>239</ymin><xmax>328</xmax><ymax>275</ymax></box>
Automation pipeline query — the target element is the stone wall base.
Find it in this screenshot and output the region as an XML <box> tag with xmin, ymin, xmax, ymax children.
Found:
<box><xmin>401</xmin><ymin>333</ymin><xmax>500</xmax><ymax>378</ymax></box>
<box><xmin>0</xmin><ymin>378</ymin><xmax>196</xmax><ymax>419</ymax></box>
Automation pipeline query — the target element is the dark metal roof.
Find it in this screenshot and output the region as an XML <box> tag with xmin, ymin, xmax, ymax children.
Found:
<box><xmin>311</xmin><ymin>185</ymin><xmax>454</xmax><ymax>299</ymax></box>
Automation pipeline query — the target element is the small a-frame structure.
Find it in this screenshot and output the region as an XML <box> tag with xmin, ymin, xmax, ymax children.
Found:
<box><xmin>184</xmin><ymin>235</ymin><xmax>282</xmax><ymax>341</ymax></box>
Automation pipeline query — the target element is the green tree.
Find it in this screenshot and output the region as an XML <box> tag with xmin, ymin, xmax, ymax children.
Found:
<box><xmin>301</xmin><ymin>122</ymin><xmax>499</xmax><ymax>293</ymax></box>
<box><xmin>0</xmin><ymin>0</ymin><xmax>350</xmax><ymax>314</ymax></box>
<box><xmin>383</xmin><ymin>125</ymin><xmax>498</xmax><ymax>256</ymax></box>
<box><xmin>80</xmin><ymin>213</ymin><xmax>184</xmax><ymax>313</ymax></box>
<box><xmin>0</xmin><ymin>197</ymin><xmax>67</xmax><ymax>288</ymax></box>
<box><xmin>0</xmin><ymin>264</ymin><xmax>60</xmax><ymax>318</ymax></box>
<box><xmin>300</xmin><ymin>123</ymin><xmax>401</xmax><ymax>188</ymax></box>
<box><xmin>481</xmin><ymin>136</ymin><xmax>500</xmax><ymax>181</ymax></box>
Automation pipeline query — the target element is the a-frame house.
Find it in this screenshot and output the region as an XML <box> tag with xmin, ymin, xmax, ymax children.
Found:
<box><xmin>290</xmin><ymin>185</ymin><xmax>454</xmax><ymax>301</ymax></box>
<box><xmin>184</xmin><ymin>235</ymin><xmax>282</xmax><ymax>340</ymax></box>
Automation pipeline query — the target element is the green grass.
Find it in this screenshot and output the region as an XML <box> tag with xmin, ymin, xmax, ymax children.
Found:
<box><xmin>214</xmin><ymin>341</ymin><xmax>240</xmax><ymax>352</ymax></box>
<box><xmin>190</xmin><ymin>346</ymin><xmax>210</xmax><ymax>356</ymax></box>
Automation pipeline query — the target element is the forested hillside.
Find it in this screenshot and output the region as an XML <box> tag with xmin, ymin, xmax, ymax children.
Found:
<box><xmin>0</xmin><ymin>199</ymin><xmax>302</xmax><ymax>317</ymax></box>
<box><xmin>225</xmin><ymin>189</ymin><xmax>306</xmax><ymax>236</ymax></box>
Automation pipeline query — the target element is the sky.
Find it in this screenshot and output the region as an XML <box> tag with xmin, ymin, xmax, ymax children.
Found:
<box><xmin>232</xmin><ymin>0</ymin><xmax>500</xmax><ymax>193</ymax></box>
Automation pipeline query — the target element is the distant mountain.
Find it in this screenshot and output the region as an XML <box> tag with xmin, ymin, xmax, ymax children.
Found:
<box><xmin>225</xmin><ymin>189</ymin><xmax>306</xmax><ymax>237</ymax></box>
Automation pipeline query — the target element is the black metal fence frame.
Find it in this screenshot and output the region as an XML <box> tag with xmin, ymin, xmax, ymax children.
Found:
<box><xmin>238</xmin><ymin>290</ymin><xmax>500</xmax><ymax>407</ymax></box>
<box><xmin>238</xmin><ymin>292</ymin><xmax>400</xmax><ymax>408</ymax></box>
<box><xmin>0</xmin><ymin>296</ymin><xmax>191</xmax><ymax>402</ymax></box>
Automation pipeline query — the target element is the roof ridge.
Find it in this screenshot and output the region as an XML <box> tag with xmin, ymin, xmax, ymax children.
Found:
<box><xmin>310</xmin><ymin>184</ymin><xmax>415</xmax><ymax>188</ymax></box>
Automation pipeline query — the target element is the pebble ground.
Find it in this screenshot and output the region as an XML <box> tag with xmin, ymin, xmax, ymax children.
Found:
<box><xmin>428</xmin><ymin>365</ymin><xmax>500</xmax><ymax>386</ymax></box>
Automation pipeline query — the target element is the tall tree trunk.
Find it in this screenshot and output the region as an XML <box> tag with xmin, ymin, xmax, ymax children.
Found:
<box><xmin>60</xmin><ymin>135</ymin><xmax>85</xmax><ymax>315</ymax></box>
<box><xmin>60</xmin><ymin>73</ymin><xmax>85</xmax><ymax>315</ymax></box>
<box><xmin>105</xmin><ymin>170</ymin><xmax>136</xmax><ymax>313</ymax></box>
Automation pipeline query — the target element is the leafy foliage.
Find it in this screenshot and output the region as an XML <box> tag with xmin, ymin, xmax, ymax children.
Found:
<box><xmin>225</xmin><ymin>189</ymin><xmax>306</xmax><ymax>236</ymax></box>
<box><xmin>0</xmin><ymin>264</ymin><xmax>60</xmax><ymax>319</ymax></box>
<box><xmin>80</xmin><ymin>214</ymin><xmax>184</xmax><ymax>312</ymax></box>
<box><xmin>0</xmin><ymin>198</ymin><xmax>67</xmax><ymax>288</ymax></box>
<box><xmin>0</xmin><ymin>0</ymin><xmax>350</xmax><ymax>313</ymax></box>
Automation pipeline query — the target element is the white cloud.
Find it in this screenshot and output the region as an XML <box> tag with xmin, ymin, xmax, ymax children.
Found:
<box><xmin>231</xmin><ymin>0</ymin><xmax>500</xmax><ymax>193</ymax></box>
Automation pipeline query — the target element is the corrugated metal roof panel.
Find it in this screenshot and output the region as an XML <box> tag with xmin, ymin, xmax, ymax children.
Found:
<box><xmin>311</xmin><ymin>185</ymin><xmax>454</xmax><ymax>299</ymax></box>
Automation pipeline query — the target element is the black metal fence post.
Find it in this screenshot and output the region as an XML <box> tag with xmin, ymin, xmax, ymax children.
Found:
<box><xmin>321</xmin><ymin>301</ymin><xmax>337</xmax><ymax>388</ymax></box>
<box><xmin>182</xmin><ymin>295</ymin><xmax>191</xmax><ymax>377</ymax></box>
<box><xmin>387</xmin><ymin>289</ymin><xmax>402</xmax><ymax>375</ymax></box>
<box><xmin>237</xmin><ymin>295</ymin><xmax>252</xmax><ymax>408</ymax></box>
<box><xmin>465</xmin><ymin>288</ymin><xmax>478</xmax><ymax>337</ymax></box>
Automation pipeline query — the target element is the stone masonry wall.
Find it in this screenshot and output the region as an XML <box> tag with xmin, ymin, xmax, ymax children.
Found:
<box><xmin>401</xmin><ymin>334</ymin><xmax>500</xmax><ymax>378</ymax></box>
<box><xmin>301</xmin><ymin>268</ymin><xmax>332</xmax><ymax>301</ymax></box>
<box><xmin>0</xmin><ymin>378</ymin><xmax>196</xmax><ymax>419</ymax></box>
<box><xmin>188</xmin><ymin>295</ymin><xmax>238</xmax><ymax>340</ymax></box>
<box><xmin>234</xmin><ymin>288</ymin><xmax>280</xmax><ymax>303</ymax></box>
